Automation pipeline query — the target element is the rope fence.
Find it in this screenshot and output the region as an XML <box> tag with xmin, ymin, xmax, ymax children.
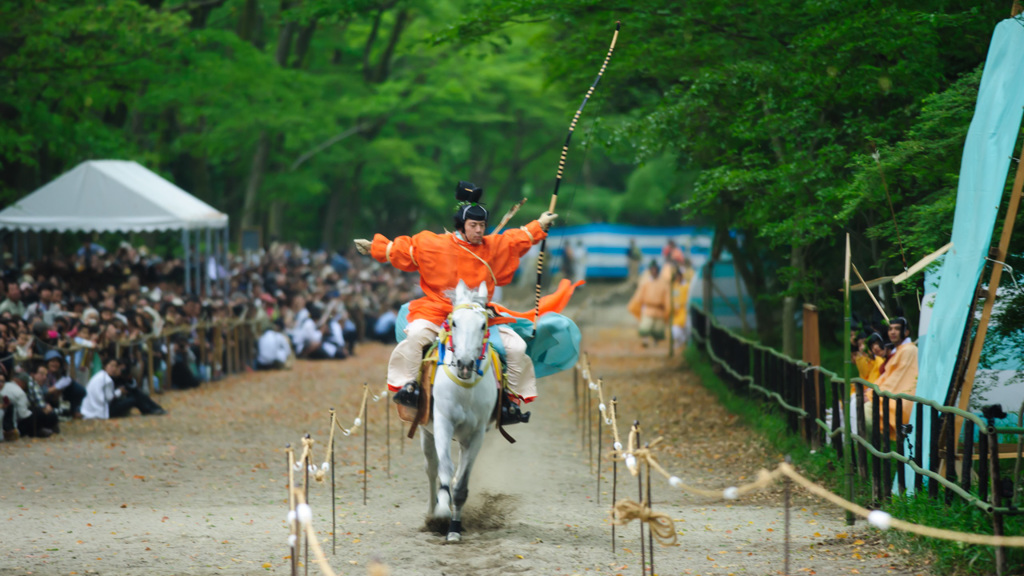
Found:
<box><xmin>280</xmin><ymin>381</ymin><xmax>392</xmax><ymax>574</ymax></box>
<box><xmin>571</xmin><ymin>347</ymin><xmax>1024</xmax><ymax>576</ymax></box>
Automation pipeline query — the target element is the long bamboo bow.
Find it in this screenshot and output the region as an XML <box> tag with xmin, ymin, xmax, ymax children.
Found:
<box><xmin>532</xmin><ymin>21</ymin><xmax>621</xmax><ymax>335</ymax></box>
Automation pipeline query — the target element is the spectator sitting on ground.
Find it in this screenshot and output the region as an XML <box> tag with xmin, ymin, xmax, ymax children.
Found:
<box><xmin>318</xmin><ymin>301</ymin><xmax>348</xmax><ymax>359</ymax></box>
<box><xmin>2</xmin><ymin>372</ymin><xmax>36</xmax><ymax>439</ymax></box>
<box><xmin>24</xmin><ymin>282</ymin><xmax>61</xmax><ymax>322</ymax></box>
<box><xmin>81</xmin><ymin>356</ymin><xmax>165</xmax><ymax>419</ymax></box>
<box><xmin>371</xmin><ymin>301</ymin><xmax>400</xmax><ymax>344</ymax></box>
<box><xmin>256</xmin><ymin>318</ymin><xmax>293</xmax><ymax>370</ymax></box>
<box><xmin>0</xmin><ymin>282</ymin><xmax>26</xmax><ymax>318</ymax></box>
<box><xmin>27</xmin><ymin>363</ymin><xmax>61</xmax><ymax>435</ymax></box>
<box><xmin>43</xmin><ymin>350</ymin><xmax>86</xmax><ymax>418</ymax></box>
<box><xmin>9</xmin><ymin>371</ymin><xmax>57</xmax><ymax>438</ymax></box>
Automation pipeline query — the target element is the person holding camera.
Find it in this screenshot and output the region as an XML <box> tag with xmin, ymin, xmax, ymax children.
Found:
<box><xmin>81</xmin><ymin>356</ymin><xmax>165</xmax><ymax>419</ymax></box>
<box><xmin>43</xmin><ymin>350</ymin><xmax>87</xmax><ymax>419</ymax></box>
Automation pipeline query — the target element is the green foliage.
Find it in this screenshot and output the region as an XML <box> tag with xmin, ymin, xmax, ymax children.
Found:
<box><xmin>885</xmin><ymin>494</ymin><xmax>1024</xmax><ymax>575</ymax></box>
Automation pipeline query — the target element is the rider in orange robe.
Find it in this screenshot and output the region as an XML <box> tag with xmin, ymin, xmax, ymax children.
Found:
<box><xmin>354</xmin><ymin>181</ymin><xmax>556</xmax><ymax>425</ymax></box>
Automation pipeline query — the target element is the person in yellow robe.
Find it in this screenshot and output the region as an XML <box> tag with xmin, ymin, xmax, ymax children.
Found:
<box><xmin>853</xmin><ymin>332</ymin><xmax>886</xmax><ymax>386</ymax></box>
<box><xmin>670</xmin><ymin>261</ymin><xmax>694</xmax><ymax>351</ymax></box>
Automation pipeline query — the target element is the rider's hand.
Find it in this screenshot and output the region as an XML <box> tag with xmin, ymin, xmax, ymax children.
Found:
<box><xmin>538</xmin><ymin>212</ymin><xmax>558</xmax><ymax>231</ymax></box>
<box><xmin>353</xmin><ymin>239</ymin><xmax>372</xmax><ymax>255</ymax></box>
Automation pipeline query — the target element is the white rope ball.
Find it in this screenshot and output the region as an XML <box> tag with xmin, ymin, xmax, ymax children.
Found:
<box><xmin>589</xmin><ymin>381</ymin><xmax>598</xmax><ymax>390</ymax></box>
<box><xmin>605</xmin><ymin>418</ymin><xmax>613</xmax><ymax>425</ymax></box>
<box><xmin>723</xmin><ymin>487</ymin><xmax>739</xmax><ymax>500</ymax></box>
<box><xmin>614</xmin><ymin>441</ymin><xmax>623</xmax><ymax>451</ymax></box>
<box><xmin>288</xmin><ymin>534</ymin><xmax>297</xmax><ymax>548</ymax></box>
<box><xmin>598</xmin><ymin>403</ymin><xmax>606</xmax><ymax>413</ymax></box>
<box><xmin>293</xmin><ymin>462</ymin><xmax>303</xmax><ymax>471</ymax></box>
<box><xmin>308</xmin><ymin>464</ymin><xmax>318</xmax><ymax>473</ymax></box>
<box><xmin>287</xmin><ymin>510</ymin><xmax>296</xmax><ymax>525</ymax></box>
<box><xmin>321</xmin><ymin>462</ymin><xmax>330</xmax><ymax>471</ymax></box>
<box><xmin>669</xmin><ymin>476</ymin><xmax>683</xmax><ymax>488</ymax></box>
<box><xmin>868</xmin><ymin>510</ymin><xmax>892</xmax><ymax>530</ymax></box>
<box><xmin>354</xmin><ymin>418</ymin><xmax>362</xmax><ymax>427</ymax></box>
<box><xmin>625</xmin><ymin>454</ymin><xmax>637</xmax><ymax>471</ymax></box>
<box><xmin>296</xmin><ymin>503</ymin><xmax>313</xmax><ymax>526</ymax></box>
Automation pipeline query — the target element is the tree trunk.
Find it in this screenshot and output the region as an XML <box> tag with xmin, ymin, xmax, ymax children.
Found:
<box><xmin>782</xmin><ymin>244</ymin><xmax>804</xmax><ymax>358</ymax></box>
<box><xmin>320</xmin><ymin>189</ymin><xmax>343</xmax><ymax>250</ymax></box>
<box><xmin>240</xmin><ymin>131</ymin><xmax>269</xmax><ymax>229</ymax></box>
<box><xmin>704</xmin><ymin>226</ymin><xmax>725</xmax><ymax>315</ymax></box>
<box><xmin>339</xmin><ymin>162</ymin><xmax>366</xmax><ymax>245</ymax></box>
<box><xmin>721</xmin><ymin>231</ymin><xmax>774</xmax><ymax>343</ymax></box>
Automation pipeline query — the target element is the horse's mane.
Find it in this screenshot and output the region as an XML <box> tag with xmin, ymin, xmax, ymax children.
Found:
<box><xmin>444</xmin><ymin>284</ymin><xmax>488</xmax><ymax>307</ymax></box>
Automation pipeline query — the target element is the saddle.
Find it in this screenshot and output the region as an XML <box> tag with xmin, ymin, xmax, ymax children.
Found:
<box><xmin>397</xmin><ymin>337</ymin><xmax>517</xmax><ymax>443</ymax></box>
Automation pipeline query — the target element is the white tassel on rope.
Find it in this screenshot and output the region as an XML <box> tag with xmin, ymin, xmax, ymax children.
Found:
<box><xmin>868</xmin><ymin>510</ymin><xmax>892</xmax><ymax>530</ymax></box>
<box><xmin>296</xmin><ymin>503</ymin><xmax>313</xmax><ymax>526</ymax></box>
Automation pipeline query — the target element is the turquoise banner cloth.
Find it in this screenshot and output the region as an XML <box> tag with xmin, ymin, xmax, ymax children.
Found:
<box><xmin>395</xmin><ymin>303</ymin><xmax>581</xmax><ymax>379</ymax></box>
<box><xmin>908</xmin><ymin>16</ymin><xmax>1024</xmax><ymax>493</ymax></box>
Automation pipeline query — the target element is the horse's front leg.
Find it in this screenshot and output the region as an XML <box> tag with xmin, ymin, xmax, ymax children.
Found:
<box><xmin>446</xmin><ymin>427</ymin><xmax>486</xmax><ymax>542</ymax></box>
<box><xmin>432</xmin><ymin>418</ymin><xmax>456</xmax><ymax>521</ymax></box>
<box><xmin>420</xmin><ymin>427</ymin><xmax>439</xmax><ymax>518</ymax></box>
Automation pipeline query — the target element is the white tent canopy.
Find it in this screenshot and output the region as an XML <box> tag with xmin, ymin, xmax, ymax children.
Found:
<box><xmin>0</xmin><ymin>160</ymin><xmax>227</xmax><ymax>232</ymax></box>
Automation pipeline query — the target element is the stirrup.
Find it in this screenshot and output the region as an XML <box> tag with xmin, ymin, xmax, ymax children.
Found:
<box><xmin>392</xmin><ymin>382</ymin><xmax>420</xmax><ymax>408</ymax></box>
<box><xmin>500</xmin><ymin>399</ymin><xmax>530</xmax><ymax>426</ymax></box>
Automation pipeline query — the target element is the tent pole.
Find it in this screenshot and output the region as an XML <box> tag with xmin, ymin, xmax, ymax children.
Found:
<box><xmin>194</xmin><ymin>228</ymin><xmax>202</xmax><ymax>296</ymax></box>
<box><xmin>183</xmin><ymin>229</ymin><xmax>191</xmax><ymax>295</ymax></box>
<box><xmin>205</xmin><ymin>227</ymin><xmax>213</xmax><ymax>297</ymax></box>
<box><xmin>222</xmin><ymin>225</ymin><xmax>229</xmax><ymax>297</ymax></box>
<box><xmin>211</xmin><ymin>227</ymin><xmax>219</xmax><ymax>297</ymax></box>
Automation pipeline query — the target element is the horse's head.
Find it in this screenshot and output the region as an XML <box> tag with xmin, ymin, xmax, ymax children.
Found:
<box><xmin>448</xmin><ymin>280</ymin><xmax>490</xmax><ymax>381</ymax></box>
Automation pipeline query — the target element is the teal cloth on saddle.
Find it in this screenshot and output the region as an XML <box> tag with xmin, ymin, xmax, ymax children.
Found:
<box><xmin>395</xmin><ymin>303</ymin><xmax>581</xmax><ymax>379</ymax></box>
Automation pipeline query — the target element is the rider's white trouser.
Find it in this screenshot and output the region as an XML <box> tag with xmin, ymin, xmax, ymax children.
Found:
<box><xmin>387</xmin><ymin>318</ymin><xmax>537</xmax><ymax>403</ymax></box>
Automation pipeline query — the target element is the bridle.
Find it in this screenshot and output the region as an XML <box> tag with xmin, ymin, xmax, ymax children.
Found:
<box><xmin>438</xmin><ymin>302</ymin><xmax>491</xmax><ymax>387</ymax></box>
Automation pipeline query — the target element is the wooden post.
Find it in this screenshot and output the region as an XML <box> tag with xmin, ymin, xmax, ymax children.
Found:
<box><xmin>199</xmin><ymin>322</ymin><xmax>208</xmax><ymax>381</ymax></box>
<box><xmin>234</xmin><ymin>325</ymin><xmax>242</xmax><ymax>373</ymax></box>
<box><xmin>213</xmin><ymin>324</ymin><xmax>223</xmax><ymax>379</ymax></box>
<box><xmin>147</xmin><ymin>338</ymin><xmax>156</xmax><ymax>394</ymax></box>
<box><xmin>802</xmin><ymin>304</ymin><xmax>820</xmax><ymax>445</ymax></box>
<box><xmin>988</xmin><ymin>426</ymin><xmax>1006</xmax><ymax>576</ymax></box>
<box><xmin>954</xmin><ymin>144</ymin><xmax>1024</xmax><ymax>451</ymax></box>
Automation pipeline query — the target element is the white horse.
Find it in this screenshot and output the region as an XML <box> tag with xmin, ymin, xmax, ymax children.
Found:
<box><xmin>421</xmin><ymin>280</ymin><xmax>500</xmax><ymax>542</ymax></box>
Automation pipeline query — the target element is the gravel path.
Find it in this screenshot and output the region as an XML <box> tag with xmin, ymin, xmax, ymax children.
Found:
<box><xmin>1</xmin><ymin>312</ymin><xmax>930</xmax><ymax>576</ymax></box>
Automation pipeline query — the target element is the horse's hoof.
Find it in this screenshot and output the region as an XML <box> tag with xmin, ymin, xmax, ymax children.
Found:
<box><xmin>446</xmin><ymin>532</ymin><xmax>462</xmax><ymax>542</ymax></box>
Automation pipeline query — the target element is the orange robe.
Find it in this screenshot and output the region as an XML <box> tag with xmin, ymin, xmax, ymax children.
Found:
<box><xmin>369</xmin><ymin>221</ymin><xmax>546</xmax><ymax>325</ymax></box>
<box><xmin>864</xmin><ymin>342</ymin><xmax>918</xmax><ymax>438</ymax></box>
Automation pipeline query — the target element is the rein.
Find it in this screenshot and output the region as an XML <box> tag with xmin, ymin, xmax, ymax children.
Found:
<box><xmin>438</xmin><ymin>302</ymin><xmax>491</xmax><ymax>388</ymax></box>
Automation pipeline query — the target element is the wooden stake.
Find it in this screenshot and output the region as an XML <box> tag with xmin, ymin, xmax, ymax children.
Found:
<box><xmin>386</xmin><ymin>390</ymin><xmax>391</xmax><ymax>478</ymax></box>
<box><xmin>363</xmin><ymin>384</ymin><xmax>369</xmax><ymax>506</ymax></box>
<box><xmin>329</xmin><ymin>410</ymin><xmax>336</xmax><ymax>555</ymax></box>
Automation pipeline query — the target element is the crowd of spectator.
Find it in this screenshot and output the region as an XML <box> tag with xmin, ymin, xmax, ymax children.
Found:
<box><xmin>0</xmin><ymin>238</ymin><xmax>420</xmax><ymax>443</ymax></box>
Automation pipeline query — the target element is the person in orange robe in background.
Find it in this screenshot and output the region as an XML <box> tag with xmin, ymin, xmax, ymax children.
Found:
<box><xmin>628</xmin><ymin>260</ymin><xmax>672</xmax><ymax>347</ymax></box>
<box><xmin>354</xmin><ymin>181</ymin><xmax>557</xmax><ymax>425</ymax></box>
<box><xmin>863</xmin><ymin>318</ymin><xmax>918</xmax><ymax>439</ymax></box>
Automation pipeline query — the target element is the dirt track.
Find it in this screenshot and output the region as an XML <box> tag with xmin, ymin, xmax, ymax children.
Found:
<box><xmin>1</xmin><ymin>309</ymin><xmax>929</xmax><ymax>576</ymax></box>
